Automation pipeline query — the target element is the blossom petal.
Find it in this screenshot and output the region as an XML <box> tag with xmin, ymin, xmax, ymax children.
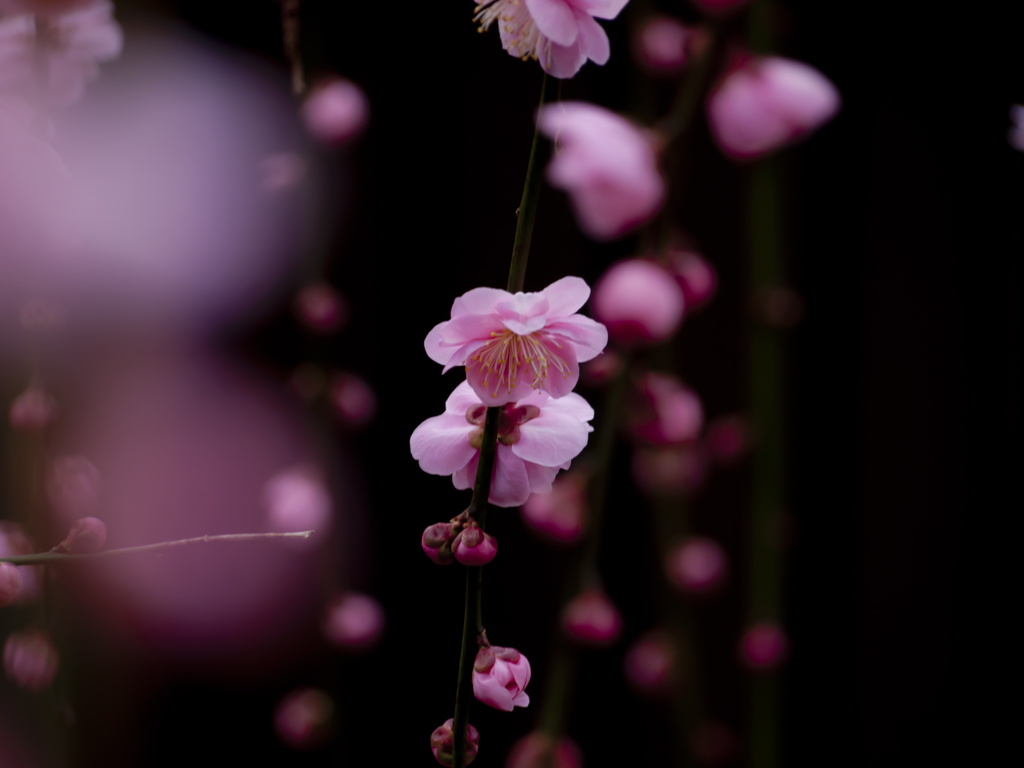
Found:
<box><xmin>573</xmin><ymin>0</ymin><xmax>630</xmax><ymax>20</ymax></box>
<box><xmin>453</xmin><ymin>453</ymin><xmax>478</xmax><ymax>491</ymax></box>
<box><xmin>466</xmin><ymin>359</ymin><xmax>536</xmax><ymax>406</ymax></box>
<box><xmin>512</xmin><ymin>407</ymin><xmax>590</xmax><ymax>467</ymax></box>
<box><xmin>526</xmin><ymin>0</ymin><xmax>580</xmax><ymax>46</ymax></box>
<box><xmin>545</xmin><ymin>391</ymin><xmax>595</xmax><ymax>423</ymax></box>
<box><xmin>444</xmin><ymin>380</ymin><xmax>483</xmax><ymax>415</ymax></box>
<box><xmin>452</xmin><ymin>287</ymin><xmax>512</xmax><ymax>317</ymax></box>
<box><xmin>410</xmin><ymin>414</ymin><xmax>476</xmax><ymax>476</ymax></box>
<box><xmin>473</xmin><ymin>670</ymin><xmax>515</xmax><ymax>711</ymax></box>
<box><xmin>542</xmin><ymin>39</ymin><xmax>587</xmax><ymax>79</ymax></box>
<box><xmin>489</xmin><ymin>445</ymin><xmax>533</xmax><ymax>507</ymax></box>
<box><xmin>441</xmin><ymin>338</ymin><xmax>489</xmax><ymax>374</ymax></box>
<box><xmin>542</xmin><ymin>276</ymin><xmax>591</xmax><ymax>318</ymax></box>
<box><xmin>511</xmin><ymin>655</ymin><xmax>532</xmax><ymax>688</ymax></box>
<box><xmin>512</xmin><ymin>690</ymin><xmax>531</xmax><ymax>707</ymax></box>
<box><xmin>537</xmin><ymin>337</ymin><xmax>580</xmax><ymax>399</ymax></box>
<box><xmin>575</xmin><ymin>11</ymin><xmax>610</xmax><ymax>66</ymax></box>
<box><xmin>424</xmin><ymin>321</ymin><xmax>456</xmax><ymax>365</ymax></box>
<box><xmin>546</xmin><ymin>315</ymin><xmax>608</xmax><ymax>361</ymax></box>
<box><xmin>525</xmin><ymin>461</ymin><xmax>558</xmax><ymax>494</ymax></box>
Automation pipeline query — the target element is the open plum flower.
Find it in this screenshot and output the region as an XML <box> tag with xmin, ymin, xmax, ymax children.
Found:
<box><xmin>410</xmin><ymin>381</ymin><xmax>594</xmax><ymax>507</ymax></box>
<box><xmin>537</xmin><ymin>102</ymin><xmax>664</xmax><ymax>241</ymax></box>
<box><xmin>424</xmin><ymin>277</ymin><xmax>607</xmax><ymax>406</ymax></box>
<box><xmin>474</xmin><ymin>0</ymin><xmax>629</xmax><ymax>79</ymax></box>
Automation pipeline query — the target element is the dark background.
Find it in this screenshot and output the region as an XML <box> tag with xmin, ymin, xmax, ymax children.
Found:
<box><xmin>16</xmin><ymin>0</ymin><xmax>1021</xmax><ymax>766</ymax></box>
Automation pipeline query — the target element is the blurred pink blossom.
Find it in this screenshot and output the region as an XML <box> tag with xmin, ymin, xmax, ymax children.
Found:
<box><xmin>302</xmin><ymin>78</ymin><xmax>368</xmax><ymax>144</ymax></box>
<box><xmin>473</xmin><ymin>644</ymin><xmax>531</xmax><ymax>711</ymax></box>
<box><xmin>739</xmin><ymin>622</ymin><xmax>788</xmax><ymax>670</ymax></box>
<box><xmin>634</xmin><ymin>16</ymin><xmax>691</xmax><ymax>73</ymax></box>
<box><xmin>705</xmin><ymin>414</ymin><xmax>749</xmax><ymax>463</ymax></box>
<box><xmin>562</xmin><ymin>588</ymin><xmax>622</xmax><ymax>646</ymax></box>
<box><xmin>264</xmin><ymin>466</ymin><xmax>333</xmax><ymax>542</ymax></box>
<box><xmin>624</xmin><ymin>630</ymin><xmax>674</xmax><ymax>695</ymax></box>
<box><xmin>47</xmin><ymin>455</ymin><xmax>101</xmax><ymax>520</ymax></box>
<box><xmin>538</xmin><ymin>103</ymin><xmax>664</xmax><ymax>240</ymax></box>
<box><xmin>628</xmin><ymin>372</ymin><xmax>703</xmax><ymax>445</ymax></box>
<box><xmin>295</xmin><ymin>282</ymin><xmax>348</xmax><ymax>334</ymax></box>
<box><xmin>330</xmin><ymin>372</ymin><xmax>377</xmax><ymax>428</ymax></box>
<box><xmin>9</xmin><ymin>386</ymin><xmax>58</xmax><ymax>430</ymax></box>
<box><xmin>592</xmin><ymin>260</ymin><xmax>685</xmax><ymax>343</ymax></box>
<box><xmin>410</xmin><ymin>380</ymin><xmax>594</xmax><ymax>507</ymax></box>
<box><xmin>452</xmin><ymin>522</ymin><xmax>498</xmax><ymax>565</ymax></box>
<box><xmin>668</xmin><ymin>250</ymin><xmax>717</xmax><ymax>310</ymax></box>
<box><xmin>665</xmin><ymin>537</ymin><xmax>726</xmax><ymax>594</ymax></box>
<box><xmin>3</xmin><ymin>630</ymin><xmax>58</xmax><ymax>692</ymax></box>
<box><xmin>274</xmin><ymin>688</ymin><xmax>335</xmax><ymax>749</ymax></box>
<box><xmin>0</xmin><ymin>563</ymin><xmax>23</xmax><ymax>606</ymax></box>
<box><xmin>474</xmin><ymin>0</ymin><xmax>627</xmax><ymax>79</ymax></box>
<box><xmin>707</xmin><ymin>55</ymin><xmax>840</xmax><ymax>160</ymax></box>
<box><xmin>581</xmin><ymin>350</ymin><xmax>622</xmax><ymax>386</ymax></box>
<box><xmin>520</xmin><ymin>472</ymin><xmax>586</xmax><ymax>543</ymax></box>
<box><xmin>421</xmin><ymin>522</ymin><xmax>456</xmax><ymax>565</ymax></box>
<box><xmin>322</xmin><ymin>592</ymin><xmax>385</xmax><ymax>651</ymax></box>
<box><xmin>59</xmin><ymin>516</ymin><xmax>106</xmax><ymax>553</ymax></box>
<box><xmin>425</xmin><ymin>277</ymin><xmax>607</xmax><ymax>405</ymax></box>
<box><xmin>431</xmin><ymin>718</ymin><xmax>480</xmax><ymax>766</ymax></box>
<box><xmin>506</xmin><ymin>733</ymin><xmax>583</xmax><ymax>768</ymax></box>
<box><xmin>632</xmin><ymin>445</ymin><xmax>709</xmax><ymax>496</ymax></box>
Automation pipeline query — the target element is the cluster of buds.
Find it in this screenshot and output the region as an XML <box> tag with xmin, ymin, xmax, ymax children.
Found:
<box><xmin>421</xmin><ymin>513</ymin><xmax>497</xmax><ymax>567</ymax></box>
<box><xmin>430</xmin><ymin>718</ymin><xmax>480</xmax><ymax>767</ymax></box>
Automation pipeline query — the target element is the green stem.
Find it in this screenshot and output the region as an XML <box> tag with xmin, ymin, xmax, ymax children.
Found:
<box><xmin>450</xmin><ymin>74</ymin><xmax>553</xmax><ymax>768</ymax></box>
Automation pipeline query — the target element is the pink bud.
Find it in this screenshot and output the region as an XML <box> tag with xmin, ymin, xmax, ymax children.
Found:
<box><xmin>705</xmin><ymin>415</ymin><xmax>749</xmax><ymax>463</ymax></box>
<box><xmin>302</xmin><ymin>78</ymin><xmax>369</xmax><ymax>145</ymax></box>
<box><xmin>688</xmin><ymin>720</ymin><xmax>738</xmax><ymax>765</ymax></box>
<box><xmin>274</xmin><ymin>688</ymin><xmax>334</xmax><ymax>749</ymax></box>
<box><xmin>294</xmin><ymin>282</ymin><xmax>349</xmax><ymax>334</ymax></box>
<box><xmin>665</xmin><ymin>537</ymin><xmax>727</xmax><ymax>595</ymax></box>
<box><xmin>9</xmin><ymin>387</ymin><xmax>58</xmax><ymax>431</ymax></box>
<box><xmin>421</xmin><ymin>522</ymin><xmax>456</xmax><ymax>565</ymax></box>
<box><xmin>3</xmin><ymin>630</ymin><xmax>58</xmax><ymax>693</ymax></box>
<box><xmin>47</xmin><ymin>455</ymin><xmax>102</xmax><ymax>521</ymax></box>
<box><xmin>322</xmin><ymin>592</ymin><xmax>385</xmax><ymax>651</ymax></box>
<box><xmin>635</xmin><ymin>17</ymin><xmax>691</xmax><ymax>73</ymax></box>
<box><xmin>506</xmin><ymin>732</ymin><xmax>583</xmax><ymax>768</ymax></box>
<box><xmin>628</xmin><ymin>373</ymin><xmax>704</xmax><ymax>445</ymax></box>
<box><xmin>0</xmin><ymin>563</ymin><xmax>23</xmax><ymax>607</ymax></box>
<box><xmin>430</xmin><ymin>718</ymin><xmax>480</xmax><ymax>767</ymax></box>
<box><xmin>707</xmin><ymin>56</ymin><xmax>841</xmax><ymax>160</ymax></box>
<box><xmin>562</xmin><ymin>589</ymin><xmax>622</xmax><ymax>646</ymax></box>
<box><xmin>452</xmin><ymin>524</ymin><xmax>497</xmax><ymax>566</ymax></box>
<box><xmin>624</xmin><ymin>630</ymin><xmax>675</xmax><ymax>696</ymax></box>
<box><xmin>739</xmin><ymin>622</ymin><xmax>788</xmax><ymax>670</ymax></box>
<box><xmin>520</xmin><ymin>474</ymin><xmax>586</xmax><ymax>544</ymax></box>
<box><xmin>60</xmin><ymin>517</ymin><xmax>107</xmax><ymax>554</ymax></box>
<box><xmin>473</xmin><ymin>645</ymin><xmax>531</xmax><ymax>711</ymax></box>
<box><xmin>691</xmin><ymin>0</ymin><xmax>751</xmax><ymax>13</ymax></box>
<box><xmin>593</xmin><ymin>260</ymin><xmax>685</xmax><ymax>345</ymax></box>
<box><xmin>668</xmin><ymin>250</ymin><xmax>717</xmax><ymax>310</ymax></box>
<box><xmin>330</xmin><ymin>372</ymin><xmax>377</xmax><ymax>429</ymax></box>
<box><xmin>582</xmin><ymin>351</ymin><xmax>623</xmax><ymax>386</ymax></box>
<box><xmin>263</xmin><ymin>466</ymin><xmax>333</xmax><ymax>542</ymax></box>
<box><xmin>632</xmin><ymin>446</ymin><xmax>709</xmax><ymax>496</ymax></box>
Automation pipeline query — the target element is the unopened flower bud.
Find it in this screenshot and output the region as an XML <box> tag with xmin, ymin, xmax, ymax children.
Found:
<box><xmin>294</xmin><ymin>282</ymin><xmax>348</xmax><ymax>334</ymax></box>
<box><xmin>628</xmin><ymin>373</ymin><xmax>704</xmax><ymax>446</ymax></box>
<box><xmin>422</xmin><ymin>522</ymin><xmax>456</xmax><ymax>565</ymax></box>
<box><xmin>47</xmin><ymin>456</ymin><xmax>101</xmax><ymax>521</ymax></box>
<box><xmin>562</xmin><ymin>589</ymin><xmax>622</xmax><ymax>646</ymax></box>
<box><xmin>3</xmin><ymin>630</ymin><xmax>58</xmax><ymax>692</ymax></box>
<box><xmin>506</xmin><ymin>732</ymin><xmax>583</xmax><ymax>768</ymax></box>
<box><xmin>302</xmin><ymin>78</ymin><xmax>369</xmax><ymax>145</ymax></box>
<box><xmin>330</xmin><ymin>372</ymin><xmax>377</xmax><ymax>429</ymax></box>
<box><xmin>665</xmin><ymin>537</ymin><xmax>727</xmax><ymax>595</ymax></box>
<box><xmin>430</xmin><ymin>718</ymin><xmax>480</xmax><ymax>766</ymax></box>
<box><xmin>624</xmin><ymin>630</ymin><xmax>675</xmax><ymax>695</ymax></box>
<box><xmin>473</xmin><ymin>645</ymin><xmax>531</xmax><ymax>711</ymax></box>
<box><xmin>322</xmin><ymin>592</ymin><xmax>385</xmax><ymax>651</ymax></box>
<box><xmin>739</xmin><ymin>622</ymin><xmax>788</xmax><ymax>670</ymax></box>
<box><xmin>452</xmin><ymin>523</ymin><xmax>497</xmax><ymax>566</ymax></box>
<box><xmin>59</xmin><ymin>517</ymin><xmax>106</xmax><ymax>554</ymax></box>
<box><xmin>668</xmin><ymin>250</ymin><xmax>717</xmax><ymax>310</ymax></box>
<box><xmin>9</xmin><ymin>387</ymin><xmax>58</xmax><ymax>431</ymax></box>
<box><xmin>274</xmin><ymin>688</ymin><xmax>334</xmax><ymax>749</ymax></box>
<box><xmin>520</xmin><ymin>474</ymin><xmax>586</xmax><ymax>544</ymax></box>
<box><xmin>592</xmin><ymin>260</ymin><xmax>685</xmax><ymax>345</ymax></box>
<box><xmin>0</xmin><ymin>563</ymin><xmax>24</xmax><ymax>607</ymax></box>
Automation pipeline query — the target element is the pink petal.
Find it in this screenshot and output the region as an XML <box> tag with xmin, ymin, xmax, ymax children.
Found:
<box><xmin>512</xmin><ymin>408</ymin><xmax>590</xmax><ymax>467</ymax></box>
<box><xmin>546</xmin><ymin>316</ymin><xmax>608</xmax><ymax>362</ymax></box>
<box><xmin>424</xmin><ymin>321</ymin><xmax>455</xmax><ymax>365</ymax></box>
<box><xmin>444</xmin><ymin>380</ymin><xmax>484</xmax><ymax>415</ymax></box>
<box><xmin>537</xmin><ymin>338</ymin><xmax>580</xmax><ymax>399</ymax></box>
<box><xmin>453</xmin><ymin>453</ymin><xmax>478</xmax><ymax>491</ymax></box>
<box><xmin>511</xmin><ymin>655</ymin><xmax>532</xmax><ymax>688</ymax></box>
<box><xmin>452</xmin><ymin>287</ymin><xmax>512</xmax><ymax>317</ymax></box>
<box><xmin>439</xmin><ymin>313</ymin><xmax>508</xmax><ymax>345</ymax></box>
<box><xmin>410</xmin><ymin>414</ymin><xmax>477</xmax><ymax>476</ymax></box>
<box><xmin>441</xmin><ymin>338</ymin><xmax>489</xmax><ymax>374</ymax></box>
<box><xmin>542</xmin><ymin>38</ymin><xmax>587</xmax><ymax>79</ymax></box>
<box><xmin>571</xmin><ymin>0</ymin><xmax>630</xmax><ymax>20</ymax></box>
<box><xmin>545</xmin><ymin>391</ymin><xmax>595</xmax><ymax>423</ymax></box>
<box><xmin>473</xmin><ymin>670</ymin><xmax>515</xmax><ymax>711</ymax></box>
<box><xmin>499</xmin><ymin>291</ymin><xmax>550</xmax><ymax>319</ymax></box>
<box><xmin>466</xmin><ymin>359</ymin><xmax>536</xmax><ymax>407</ymax></box>
<box><xmin>574</xmin><ymin>11</ymin><xmax>610</xmax><ymax>66</ymax></box>
<box><xmin>499</xmin><ymin>315</ymin><xmax>546</xmax><ymax>335</ymax></box>
<box><xmin>524</xmin><ymin>461</ymin><xmax>559</xmax><ymax>494</ymax></box>
<box><xmin>489</xmin><ymin>445</ymin><xmax>533</xmax><ymax>507</ymax></box>
<box><xmin>526</xmin><ymin>0</ymin><xmax>580</xmax><ymax>46</ymax></box>
<box><xmin>512</xmin><ymin>690</ymin><xmax>531</xmax><ymax>707</ymax></box>
<box><xmin>541</xmin><ymin>276</ymin><xmax>591</xmax><ymax>318</ymax></box>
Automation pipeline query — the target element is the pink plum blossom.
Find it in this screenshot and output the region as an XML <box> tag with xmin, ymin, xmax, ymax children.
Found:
<box><xmin>425</xmin><ymin>277</ymin><xmax>607</xmax><ymax>405</ymax></box>
<box><xmin>58</xmin><ymin>516</ymin><xmax>106</xmax><ymax>553</ymax></box>
<box><xmin>47</xmin><ymin>455</ymin><xmax>101</xmax><ymax>520</ymax></box>
<box><xmin>3</xmin><ymin>630</ymin><xmax>58</xmax><ymax>692</ymax></box>
<box><xmin>474</xmin><ymin>0</ymin><xmax>628</xmax><ymax>79</ymax></box>
<box><xmin>665</xmin><ymin>537</ymin><xmax>727</xmax><ymax>594</ymax></box>
<box><xmin>410</xmin><ymin>380</ymin><xmax>594</xmax><ymax>507</ymax></box>
<box><xmin>422</xmin><ymin>522</ymin><xmax>456</xmax><ymax>565</ymax></box>
<box><xmin>592</xmin><ymin>260</ymin><xmax>685</xmax><ymax>343</ymax></box>
<box><xmin>520</xmin><ymin>472</ymin><xmax>586</xmax><ymax>543</ymax></box>
<box><xmin>274</xmin><ymin>688</ymin><xmax>335</xmax><ymax>749</ymax></box>
<box><xmin>668</xmin><ymin>250</ymin><xmax>717</xmax><ymax>310</ymax></box>
<box><xmin>302</xmin><ymin>78</ymin><xmax>369</xmax><ymax>144</ymax></box>
<box><xmin>452</xmin><ymin>522</ymin><xmax>498</xmax><ymax>566</ymax></box>
<box><xmin>739</xmin><ymin>622</ymin><xmax>788</xmax><ymax>670</ymax></box>
<box><xmin>634</xmin><ymin>16</ymin><xmax>691</xmax><ymax>73</ymax></box>
<box><xmin>707</xmin><ymin>55</ymin><xmax>840</xmax><ymax>160</ymax></box>
<box><xmin>473</xmin><ymin>644</ymin><xmax>531</xmax><ymax>711</ymax></box>
<box><xmin>431</xmin><ymin>718</ymin><xmax>480</xmax><ymax>766</ymax></box>
<box><xmin>322</xmin><ymin>592</ymin><xmax>385</xmax><ymax>651</ymax></box>
<box><xmin>624</xmin><ymin>630</ymin><xmax>674</xmax><ymax>695</ymax></box>
<box><xmin>537</xmin><ymin>103</ymin><xmax>664</xmax><ymax>240</ymax></box>
<box><xmin>562</xmin><ymin>588</ymin><xmax>622</xmax><ymax>645</ymax></box>
<box><xmin>0</xmin><ymin>563</ymin><xmax>23</xmax><ymax>606</ymax></box>
<box><xmin>9</xmin><ymin>386</ymin><xmax>58</xmax><ymax>430</ymax></box>
<box><xmin>294</xmin><ymin>282</ymin><xmax>349</xmax><ymax>334</ymax></box>
<box><xmin>627</xmin><ymin>372</ymin><xmax>704</xmax><ymax>445</ymax></box>
<box><xmin>506</xmin><ymin>733</ymin><xmax>583</xmax><ymax>768</ymax></box>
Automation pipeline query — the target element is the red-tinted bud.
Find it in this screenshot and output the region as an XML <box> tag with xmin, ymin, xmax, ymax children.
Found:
<box><xmin>59</xmin><ymin>517</ymin><xmax>106</xmax><ymax>554</ymax></box>
<box><xmin>452</xmin><ymin>523</ymin><xmax>497</xmax><ymax>566</ymax></box>
<box><xmin>668</xmin><ymin>250</ymin><xmax>717</xmax><ymax>311</ymax></box>
<box><xmin>274</xmin><ymin>688</ymin><xmax>334</xmax><ymax>749</ymax></box>
<box><xmin>665</xmin><ymin>537</ymin><xmax>727</xmax><ymax>595</ymax></box>
<box><xmin>506</xmin><ymin>732</ymin><xmax>583</xmax><ymax>768</ymax></box>
<box><xmin>593</xmin><ymin>260</ymin><xmax>685</xmax><ymax>345</ymax></box>
<box><xmin>738</xmin><ymin>622</ymin><xmax>788</xmax><ymax>671</ymax></box>
<box><xmin>421</xmin><ymin>522</ymin><xmax>456</xmax><ymax>565</ymax></box>
<box><xmin>430</xmin><ymin>718</ymin><xmax>480</xmax><ymax>766</ymax></box>
<box><xmin>0</xmin><ymin>563</ymin><xmax>23</xmax><ymax>607</ymax></box>
<box><xmin>3</xmin><ymin>630</ymin><xmax>58</xmax><ymax>692</ymax></box>
<box><xmin>562</xmin><ymin>589</ymin><xmax>622</xmax><ymax>646</ymax></box>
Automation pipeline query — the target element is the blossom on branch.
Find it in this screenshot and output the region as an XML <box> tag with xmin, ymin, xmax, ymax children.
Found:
<box><xmin>473</xmin><ymin>644</ymin><xmax>531</xmax><ymax>711</ymax></box>
<box><xmin>473</xmin><ymin>0</ymin><xmax>629</xmax><ymax>79</ymax></box>
<box><xmin>410</xmin><ymin>380</ymin><xmax>594</xmax><ymax>507</ymax></box>
<box><xmin>425</xmin><ymin>277</ymin><xmax>607</xmax><ymax>406</ymax></box>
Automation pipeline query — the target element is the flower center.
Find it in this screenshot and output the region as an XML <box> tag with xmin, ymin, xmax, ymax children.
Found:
<box><xmin>467</xmin><ymin>401</ymin><xmax>542</xmax><ymax>447</ymax></box>
<box><xmin>473</xmin><ymin>0</ymin><xmax>553</xmax><ymax>65</ymax></box>
<box><xmin>466</xmin><ymin>329</ymin><xmax>572</xmax><ymax>399</ymax></box>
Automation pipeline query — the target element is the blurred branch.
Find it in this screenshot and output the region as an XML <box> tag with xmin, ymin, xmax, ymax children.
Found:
<box><xmin>0</xmin><ymin>531</ymin><xmax>315</xmax><ymax>565</ymax></box>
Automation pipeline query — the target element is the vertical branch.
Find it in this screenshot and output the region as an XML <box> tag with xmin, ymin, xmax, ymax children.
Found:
<box><xmin>281</xmin><ymin>0</ymin><xmax>306</xmax><ymax>96</ymax></box>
